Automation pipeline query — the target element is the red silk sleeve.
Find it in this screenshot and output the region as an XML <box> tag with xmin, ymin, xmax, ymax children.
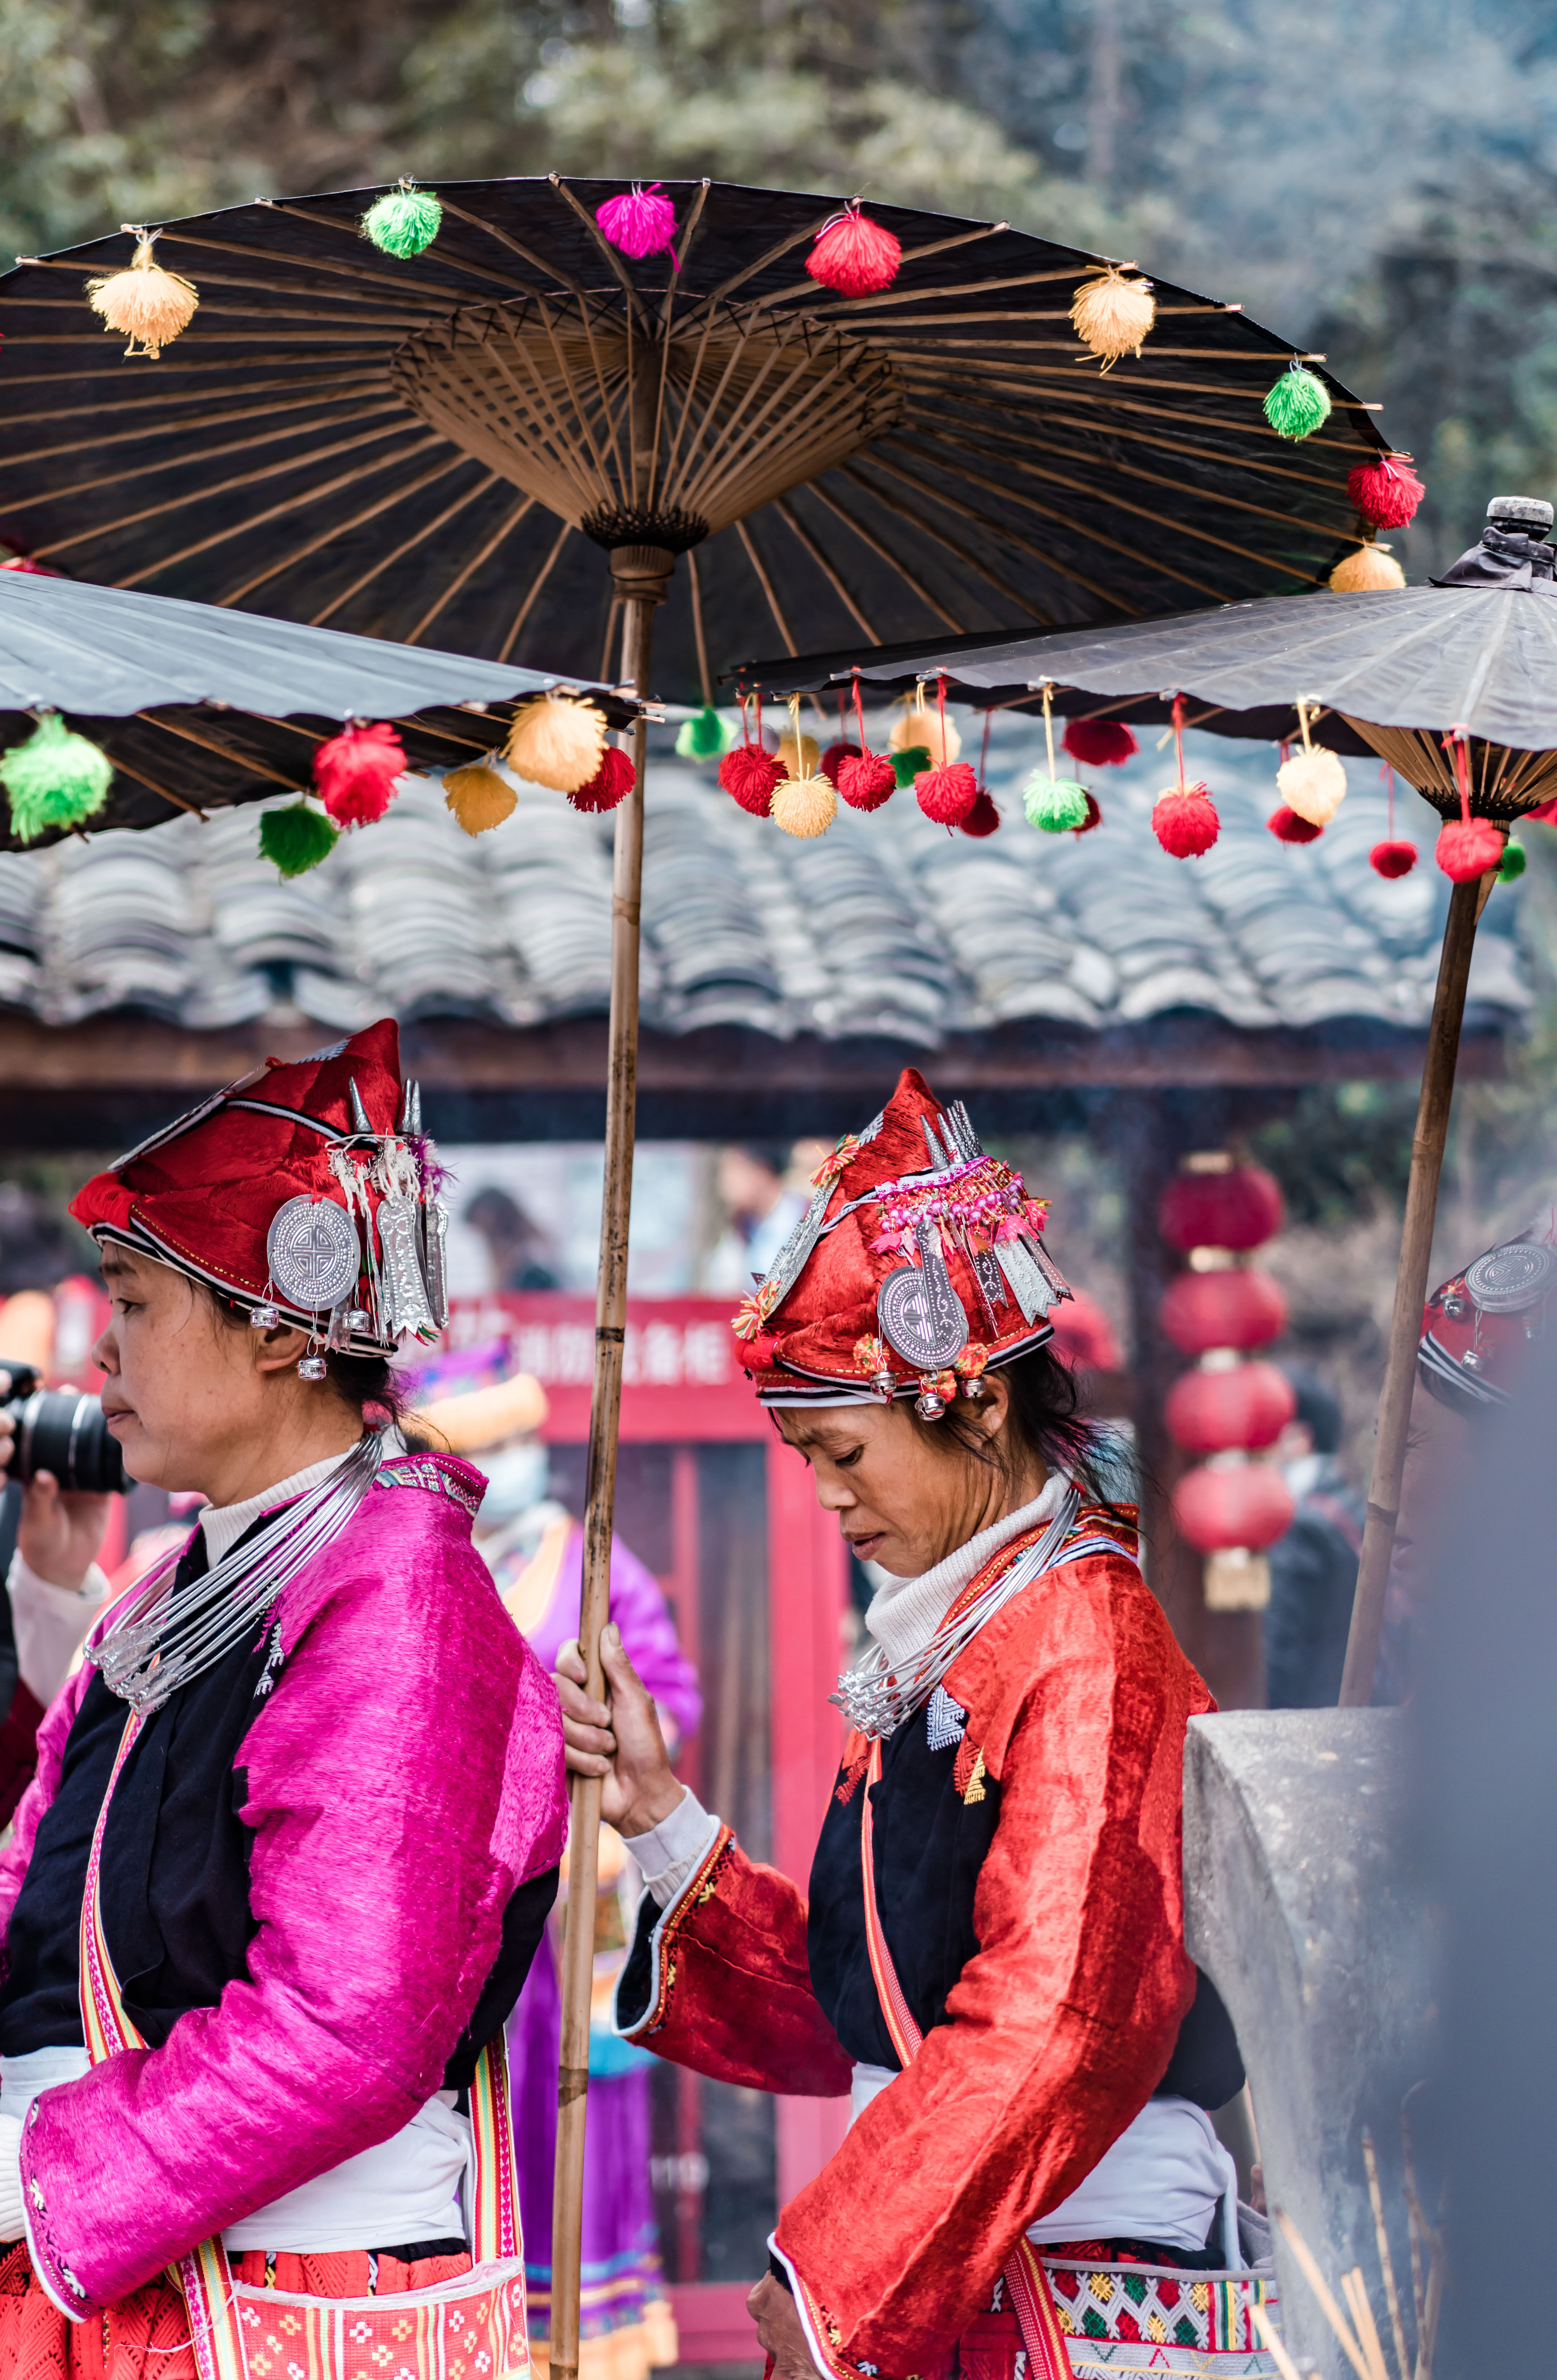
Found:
<box><xmin>619</xmin><ymin>1825</ymin><xmax>852</xmax><ymax>2097</ymax></box>
<box><xmin>775</xmin><ymin>1553</ymin><xmax>1209</xmax><ymax>2379</ymax></box>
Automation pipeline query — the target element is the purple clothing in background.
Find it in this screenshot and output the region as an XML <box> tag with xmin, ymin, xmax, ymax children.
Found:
<box><xmin>517</xmin><ymin>1522</ymin><xmax>701</xmax><ymax>1746</ymax></box>
<box><xmin>0</xmin><ymin>1456</ymin><xmax>568</xmax><ymax>2315</ymax></box>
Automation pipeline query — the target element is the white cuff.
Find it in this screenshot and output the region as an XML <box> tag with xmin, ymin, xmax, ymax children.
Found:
<box><xmin>6</xmin><ymin>1555</ymin><xmax>109</xmax><ymax>1708</ymax></box>
<box><xmin>629</xmin><ymin>1788</ymin><xmax>721</xmax><ymax>1907</ymax></box>
<box><xmin>0</xmin><ymin>2113</ymin><xmax>22</xmax><ymax>2243</ymax></box>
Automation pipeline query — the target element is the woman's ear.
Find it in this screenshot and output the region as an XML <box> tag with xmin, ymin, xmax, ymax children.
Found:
<box><xmin>251</xmin><ymin>1321</ymin><xmax>314</xmax><ymax>1377</ymax></box>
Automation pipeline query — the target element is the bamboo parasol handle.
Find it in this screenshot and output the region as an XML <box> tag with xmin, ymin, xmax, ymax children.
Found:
<box><xmin>549</xmin><ymin>553</ymin><xmax>664</xmax><ymax>2380</ymax></box>
<box><xmin>1339</xmin><ymin>869</ymin><xmax>1490</xmax><ymax>1707</ymax></box>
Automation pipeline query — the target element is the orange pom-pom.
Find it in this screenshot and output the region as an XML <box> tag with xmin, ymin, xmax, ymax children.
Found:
<box><xmin>569</xmin><ymin>746</ymin><xmax>636</xmax><ymax>814</ymax></box>
<box><xmin>806</xmin><ymin>203</ymin><xmax>901</xmax><ymax>299</ymax></box>
<box><xmin>915</xmin><ymin>761</ymin><xmax>979</xmax><ymax>825</ymax></box>
<box><xmin>443</xmin><ymin>762</ymin><xmax>516</xmax><ymax>835</ymax></box>
<box><xmin>1435</xmin><ymin>817</ymin><xmax>1503</xmax><ymax>882</ymax></box>
<box><xmin>313</xmin><ymin>721</ymin><xmax>406</xmax><ymax>826</ymax></box>
<box><xmin>719</xmin><ymin>745</ymin><xmax>783</xmax><ymax>816</ymax></box>
<box><xmin>1152</xmin><ymin>782</ymin><xmax>1219</xmax><ymax>858</ymax></box>
<box><xmin>1330</xmin><ymin>544</ymin><xmax>1407</xmax><ymax>591</ymax></box>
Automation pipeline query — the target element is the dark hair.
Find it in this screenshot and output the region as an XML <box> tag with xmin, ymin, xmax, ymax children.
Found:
<box><xmin>203</xmin><ymin>1283</ymin><xmax>415</xmax><ymax>1435</ymax></box>
<box><xmin>1280</xmin><ymin>1363</ymin><xmax>1342</xmax><ymax>1455</ymax></box>
<box><xmin>912</xmin><ymin>1342</ymin><xmax>1130</xmax><ymax>1507</ymax></box>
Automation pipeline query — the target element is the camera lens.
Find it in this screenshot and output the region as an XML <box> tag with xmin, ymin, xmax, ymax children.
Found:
<box><xmin>4</xmin><ymin>1391</ymin><xmax>126</xmax><ymax>1494</ymax></box>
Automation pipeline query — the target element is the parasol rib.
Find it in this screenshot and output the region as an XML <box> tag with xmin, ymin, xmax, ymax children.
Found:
<box><xmin>0</xmin><ymin>380</ymin><xmax>385</xmax><ymax>465</ymax></box>
<box><xmin>497</xmin><ymin>520</ymin><xmax>574</xmax><ymax>664</ymax></box>
<box><xmin>800</xmin><ymin>480</ymin><xmax>969</xmax><ymax>631</ymax></box>
<box><xmin>219</xmin><ymin>457</ymin><xmax>483</xmax><ymax>610</ymax></box>
<box><xmin>309</xmin><ymin>471</ymin><xmax>502</xmax><ymax>626</ymax></box>
<box><xmin>687</xmin><ymin>548</ymin><xmax>713</xmax><ymax>707</ymax></box>
<box><xmin>834</xmin><ymin>461</ymin><xmax>1057</xmax><ymax>620</ymax></box>
<box><xmin>3</xmin><ymin>401</ymin><xmax>411</xmax><ymax>514</ymax></box>
<box><xmin>771</xmin><ymin>498</ymin><xmax>877</xmax><ymax>639</ymax></box>
<box><xmin>735</xmin><ymin>518</ymin><xmax>798</xmax><ymax>653</ymax></box>
<box><xmin>109</xmin><ymin>747</ymin><xmax>208</xmax><ymax>818</ymax></box>
<box><xmin>406</xmin><ymin>494</ymin><xmax>534</xmax><ymax>644</ymax></box>
<box><xmin>161</xmin><ymin>222</ymin><xmax>492</xmax><ymax>311</ymax></box>
<box><xmin>110</xmin><ymin>438</ymin><xmax>444</xmax><ymax>588</ymax></box>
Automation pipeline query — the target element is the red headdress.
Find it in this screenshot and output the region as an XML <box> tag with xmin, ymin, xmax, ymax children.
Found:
<box><xmin>1417</xmin><ymin>1207</ymin><xmax>1557</xmax><ymax>1416</ymax></box>
<box><xmin>70</xmin><ymin>1018</ymin><xmax>449</xmax><ymax>1364</ymax></box>
<box><xmin>731</xmin><ymin>1068</ymin><xmax>1070</xmax><ymax>1416</ymax></box>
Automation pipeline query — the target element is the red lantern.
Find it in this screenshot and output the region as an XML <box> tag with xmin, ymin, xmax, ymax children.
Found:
<box><xmin>1164</xmin><ymin>1361</ymin><xmax>1295</xmax><ymax>1454</ymax></box>
<box><xmin>1160</xmin><ymin>1269</ymin><xmax>1288</xmax><ymax>1355</ymax></box>
<box><xmin>1173</xmin><ymin>1461</ymin><xmax>1295</xmax><ymax>1552</ymax></box>
<box><xmin>1159</xmin><ymin>1166</ymin><xmax>1285</xmax><ymax>1253</ymax></box>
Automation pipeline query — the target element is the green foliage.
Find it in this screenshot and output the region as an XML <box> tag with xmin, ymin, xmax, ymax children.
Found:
<box><xmin>0</xmin><ymin>712</ymin><xmax>112</xmax><ymax>841</ymax></box>
<box><xmin>1022</xmin><ymin>774</ymin><xmax>1090</xmax><ymax>832</ymax></box>
<box><xmin>361</xmin><ymin>182</ymin><xmax>441</xmax><ymax>257</ymax></box>
<box><xmin>1263</xmin><ymin>366</ymin><xmax>1333</xmax><ymax>440</ymax></box>
<box><xmin>259</xmin><ymin>800</ymin><xmax>339</xmax><ymax>878</ymax></box>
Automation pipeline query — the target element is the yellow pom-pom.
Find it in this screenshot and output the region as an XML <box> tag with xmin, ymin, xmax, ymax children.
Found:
<box><xmin>889</xmin><ymin>703</ymin><xmax>960</xmax><ymax>765</ymax></box>
<box><xmin>1329</xmin><ymin>544</ymin><xmax>1406</xmax><ymax>592</ymax></box>
<box><xmin>770</xmin><ymin>773</ymin><xmax>838</xmax><ymax>838</ymax></box>
<box><xmin>1276</xmin><ymin>747</ymin><xmax>1348</xmax><ymax>826</ymax></box>
<box><xmin>776</xmin><ymin>732</ymin><xmax>820</xmax><ymax>776</ymax></box>
<box><xmin>504</xmin><ymin>693</ymin><xmax>607</xmax><ymax>793</ymax></box>
<box><xmin>85</xmin><ymin>235</ymin><xmax>198</xmax><ymax>359</ymax></box>
<box><xmin>443</xmin><ymin>761</ymin><xmax>517</xmax><ymax>836</ymax></box>
<box><xmin>1070</xmin><ymin>265</ymin><xmax>1155</xmax><ymax>368</ymax></box>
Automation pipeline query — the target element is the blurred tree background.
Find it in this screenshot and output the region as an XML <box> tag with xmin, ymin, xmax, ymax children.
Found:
<box><xmin>1</xmin><ymin>0</ymin><xmax>1554</xmax><ymax>576</ymax></box>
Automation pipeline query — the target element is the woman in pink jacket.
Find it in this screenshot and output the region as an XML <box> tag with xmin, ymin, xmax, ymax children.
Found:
<box><xmin>0</xmin><ymin>1020</ymin><xmax>566</xmax><ymax>2380</ymax></box>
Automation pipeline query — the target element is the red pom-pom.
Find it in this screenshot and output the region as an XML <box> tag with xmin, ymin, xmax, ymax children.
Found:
<box><xmin>837</xmin><ymin>751</ymin><xmax>896</xmax><ymax>812</ymax></box>
<box><xmin>569</xmin><ymin>746</ymin><xmax>636</xmax><ymax>813</ymax></box>
<box><xmin>719</xmin><ymin>744</ymin><xmax>784</xmax><ymax>816</ymax></box>
<box><xmin>915</xmin><ymin>760</ymin><xmax>979</xmax><ymax>825</ymax></box>
<box><xmin>1268</xmin><ymin>804</ymin><xmax>1322</xmax><ymax>844</ymax></box>
<box><xmin>313</xmin><ymin>721</ymin><xmax>405</xmax><ymax>826</ymax></box>
<box><xmin>595</xmin><ymin>185</ymin><xmax>677</xmax><ymax>260</ymax></box>
<box><xmin>1074</xmin><ymin>791</ymin><xmax>1103</xmax><ymax>836</ymax></box>
<box><xmin>1152</xmin><ymin>783</ymin><xmax>1219</xmax><ymax>858</ymax></box>
<box><xmin>1435</xmin><ymin>816</ymin><xmax>1504</xmax><ymax>882</ymax></box>
<box><xmin>806</xmin><ymin>203</ymin><xmax>901</xmax><ymax>299</ymax></box>
<box><xmin>1062</xmin><ymin>718</ymin><xmax>1138</xmax><ymax>767</ymax></box>
<box><xmin>820</xmin><ymin>739</ymin><xmax>861</xmax><ymax>788</ymax></box>
<box><xmin>1370</xmin><ymin>839</ymin><xmax>1418</xmax><ymax>879</ymax></box>
<box><xmin>1347</xmin><ymin>453</ymin><xmax>1425</xmax><ymax>530</ymax></box>
<box><xmin>960</xmin><ymin>790</ymin><xmax>1000</xmax><ymax>837</ymax></box>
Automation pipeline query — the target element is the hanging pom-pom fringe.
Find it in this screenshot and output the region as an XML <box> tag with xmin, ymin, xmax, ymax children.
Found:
<box><xmin>719</xmin><ymin>744</ymin><xmax>783</xmax><ymax>816</ymax></box>
<box><xmin>505</xmin><ymin>692</ymin><xmax>606</xmax><ymax>793</ymax></box>
<box><xmin>85</xmin><ymin>234</ymin><xmax>198</xmax><ymax>359</ymax></box>
<box><xmin>1500</xmin><ymin>839</ymin><xmax>1527</xmax><ymax>882</ymax></box>
<box><xmin>777</xmin><ymin>730</ymin><xmax>821</xmax><ymax>778</ymax></box>
<box><xmin>1330</xmin><ymin>544</ymin><xmax>1406</xmax><ymax>592</ymax></box>
<box><xmin>1074</xmin><ymin>791</ymin><xmax>1103</xmax><ymax>835</ymax></box>
<box><xmin>443</xmin><ymin>761</ymin><xmax>517</xmax><ymax>836</ymax></box>
<box><xmin>1062</xmin><ymin>717</ymin><xmax>1138</xmax><ymax>767</ymax></box>
<box><xmin>771</xmin><ymin>773</ymin><xmax>838</xmax><ymax>838</ymax></box>
<box><xmin>0</xmin><ymin>712</ymin><xmax>114</xmax><ymax>841</ymax></box>
<box><xmin>916</xmin><ymin>761</ymin><xmax>979</xmax><ymax>826</ymax></box>
<box><xmin>1268</xmin><ymin>804</ymin><xmax>1322</xmax><ymax>844</ymax></box>
<box><xmin>806</xmin><ymin>202</ymin><xmax>901</xmax><ymax>298</ymax></box>
<box><xmin>890</xmin><ymin>701</ymin><xmax>959</xmax><ymax>766</ymax></box>
<box><xmin>675</xmin><ymin>705</ymin><xmax>733</xmax><ymax>761</ymax></box>
<box><xmin>1264</xmin><ymin>363</ymin><xmax>1332</xmax><ymax>440</ymax></box>
<box><xmin>570</xmin><ymin>746</ymin><xmax>636</xmax><ymax>815</ymax></box>
<box><xmin>1023</xmin><ymin>774</ymin><xmax>1090</xmax><ymax>833</ymax></box>
<box><xmin>1152</xmin><ymin>783</ymin><xmax>1220</xmax><ymax>858</ymax></box>
<box><xmin>1070</xmin><ymin>265</ymin><xmax>1155</xmax><ymax>367</ymax></box>
<box><xmin>1277</xmin><ymin>746</ymin><xmax>1347</xmax><ymax>827</ymax></box>
<box><xmin>1435</xmin><ymin>816</ymin><xmax>1504</xmax><ymax>882</ymax></box>
<box><xmin>1370</xmin><ymin>839</ymin><xmax>1418</xmax><ymax>879</ymax></box>
<box><xmin>1347</xmin><ymin>453</ymin><xmax>1425</xmax><ymax>529</ymax></box>
<box><xmin>838</xmin><ymin>751</ymin><xmax>896</xmax><ymax>811</ymax></box>
<box><xmin>889</xmin><ymin>745</ymin><xmax>931</xmax><ymax>787</ymax></box>
<box><xmin>361</xmin><ymin>181</ymin><xmax>443</xmax><ymax>258</ymax></box>
<box><xmin>596</xmin><ymin>184</ymin><xmax>678</xmax><ymax>261</ymax></box>
<box><xmin>259</xmin><ymin>801</ymin><xmax>339</xmax><ymax>878</ymax></box>
<box><xmin>960</xmin><ymin>790</ymin><xmax>1000</xmax><ymax>837</ymax></box>
<box><xmin>313</xmin><ymin>721</ymin><xmax>407</xmax><ymax>826</ymax></box>
<box><xmin>819</xmin><ymin>739</ymin><xmax>860</xmax><ymax>788</ymax></box>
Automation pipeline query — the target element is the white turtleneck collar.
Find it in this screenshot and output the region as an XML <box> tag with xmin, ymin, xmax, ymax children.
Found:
<box><xmin>864</xmin><ymin>1469</ymin><xmax>1070</xmax><ymax>1669</ymax></box>
<box><xmin>199</xmin><ymin>1448</ymin><xmax>355</xmax><ymax>1567</ymax></box>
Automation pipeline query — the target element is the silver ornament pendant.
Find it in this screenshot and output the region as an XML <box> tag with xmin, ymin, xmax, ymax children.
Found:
<box><xmin>878</xmin><ymin>1223</ymin><xmax>969</xmax><ymax>1372</ymax></box>
<box><xmin>266</xmin><ymin>1198</ymin><xmax>361</xmax><ymax>1316</ymax></box>
<box><xmin>378</xmin><ymin>1195</ymin><xmax>437</xmax><ymax>1342</ymax></box>
<box><xmin>1464</xmin><ymin>1240</ymin><xmax>1557</xmax><ymax>1313</ymax></box>
<box><xmin>420</xmin><ymin>1197</ymin><xmax>450</xmax><ymax>1328</ymax></box>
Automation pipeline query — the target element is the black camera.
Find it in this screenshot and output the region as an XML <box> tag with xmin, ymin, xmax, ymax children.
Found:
<box><xmin>0</xmin><ymin>1363</ymin><xmax>127</xmax><ymax>1494</ymax></box>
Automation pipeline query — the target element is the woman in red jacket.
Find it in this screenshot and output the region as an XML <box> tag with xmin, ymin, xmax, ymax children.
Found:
<box><xmin>559</xmin><ymin>1068</ymin><xmax>1273</xmax><ymax>2380</ymax></box>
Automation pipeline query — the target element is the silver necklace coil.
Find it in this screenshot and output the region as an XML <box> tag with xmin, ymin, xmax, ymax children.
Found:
<box><xmin>88</xmin><ymin>1432</ymin><xmax>384</xmax><ymax>1712</ymax></box>
<box><xmin>830</xmin><ymin>1484</ymin><xmax>1081</xmax><ymax>1740</ymax></box>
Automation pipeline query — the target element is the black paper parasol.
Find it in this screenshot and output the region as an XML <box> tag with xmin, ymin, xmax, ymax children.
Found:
<box><xmin>0</xmin><ymin>567</ymin><xmax>632</xmax><ymax>848</ymax></box>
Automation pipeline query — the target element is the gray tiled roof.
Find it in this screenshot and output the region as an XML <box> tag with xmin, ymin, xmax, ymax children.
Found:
<box><xmin>0</xmin><ymin>720</ymin><xmax>1529</xmax><ymax>1041</ymax></box>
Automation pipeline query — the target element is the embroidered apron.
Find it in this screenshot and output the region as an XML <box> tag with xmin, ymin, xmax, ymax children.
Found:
<box><xmin>73</xmin><ymin>1706</ymin><xmax>531</xmax><ymax>2380</ymax></box>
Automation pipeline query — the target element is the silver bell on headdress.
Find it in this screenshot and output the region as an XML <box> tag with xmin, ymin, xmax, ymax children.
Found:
<box><xmin>916</xmin><ymin>1380</ymin><xmax>947</xmax><ymax>1419</ymax></box>
<box><xmin>250</xmin><ymin>1301</ymin><xmax>281</xmax><ymax>1329</ymax></box>
<box><xmin>297</xmin><ymin>1353</ymin><xmax>328</xmax><ymax>1382</ymax></box>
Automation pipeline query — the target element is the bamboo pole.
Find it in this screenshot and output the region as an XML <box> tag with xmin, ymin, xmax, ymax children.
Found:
<box><xmin>549</xmin><ymin>540</ymin><xmax>671</xmax><ymax>2380</ymax></box>
<box><xmin>1339</xmin><ymin>867</ymin><xmax>1494</xmax><ymax>1705</ymax></box>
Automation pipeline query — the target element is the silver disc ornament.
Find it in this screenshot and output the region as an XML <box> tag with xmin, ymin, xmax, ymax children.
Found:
<box><xmin>1464</xmin><ymin>1240</ymin><xmax>1557</xmax><ymax>1313</ymax></box>
<box><xmin>266</xmin><ymin>1197</ymin><xmax>361</xmax><ymax>1315</ymax></box>
<box><xmin>877</xmin><ymin>1223</ymin><xmax>970</xmax><ymax>1371</ymax></box>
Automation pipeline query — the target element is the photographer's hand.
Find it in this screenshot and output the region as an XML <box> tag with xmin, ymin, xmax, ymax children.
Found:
<box><xmin>17</xmin><ymin>1472</ymin><xmax>112</xmax><ymax>1594</ymax></box>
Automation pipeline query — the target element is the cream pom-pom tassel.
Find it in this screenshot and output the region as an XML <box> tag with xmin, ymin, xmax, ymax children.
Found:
<box><xmin>1070</xmin><ymin>264</ymin><xmax>1155</xmax><ymax>367</ymax></box>
<box><xmin>889</xmin><ymin>699</ymin><xmax>960</xmax><ymax>767</ymax></box>
<box><xmin>770</xmin><ymin>773</ymin><xmax>838</xmax><ymax>837</ymax></box>
<box><xmin>86</xmin><ymin>233</ymin><xmax>199</xmax><ymax>359</ymax></box>
<box><xmin>1329</xmin><ymin>544</ymin><xmax>1406</xmax><ymax>591</ymax></box>
<box><xmin>504</xmin><ymin>693</ymin><xmax>607</xmax><ymax>792</ymax></box>
<box><xmin>1277</xmin><ymin>745</ymin><xmax>1348</xmax><ymax>827</ymax></box>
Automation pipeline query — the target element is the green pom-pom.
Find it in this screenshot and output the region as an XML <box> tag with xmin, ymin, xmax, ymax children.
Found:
<box><xmin>0</xmin><ymin>712</ymin><xmax>113</xmax><ymax>842</ymax></box>
<box><xmin>361</xmin><ymin>183</ymin><xmax>442</xmax><ymax>258</ymax></box>
<box><xmin>259</xmin><ymin>801</ymin><xmax>339</xmax><ymax>878</ymax></box>
<box><xmin>1263</xmin><ymin>365</ymin><xmax>1332</xmax><ymax>440</ymax></box>
<box><xmin>1499</xmin><ymin>838</ymin><xmax>1527</xmax><ymax>882</ymax></box>
<box><xmin>675</xmin><ymin>705</ymin><xmax>735</xmax><ymax>761</ymax></box>
<box><xmin>891</xmin><ymin>745</ymin><xmax>932</xmax><ymax>787</ymax></box>
<box><xmin>1023</xmin><ymin>774</ymin><xmax>1090</xmax><ymax>832</ymax></box>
